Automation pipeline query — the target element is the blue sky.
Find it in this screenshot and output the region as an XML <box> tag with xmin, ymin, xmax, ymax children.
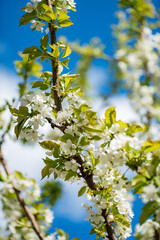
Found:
<box><xmin>0</xmin><ymin>0</ymin><xmax>160</xmax><ymax>239</ymax></box>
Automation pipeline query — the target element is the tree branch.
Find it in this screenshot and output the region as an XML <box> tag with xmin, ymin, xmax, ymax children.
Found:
<box><xmin>46</xmin><ymin>2</ymin><xmax>118</xmax><ymax>238</ymax></box>
<box><xmin>0</xmin><ymin>147</ymin><xmax>45</xmax><ymax>240</ymax></box>
<box><xmin>46</xmin><ymin>117</ymin><xmax>66</xmax><ymax>132</ymax></box>
<box><xmin>47</xmin><ymin>118</ymin><xmax>117</xmax><ymax>239</ymax></box>
<box><xmin>46</xmin><ymin>0</ymin><xmax>62</xmax><ymax>112</ymax></box>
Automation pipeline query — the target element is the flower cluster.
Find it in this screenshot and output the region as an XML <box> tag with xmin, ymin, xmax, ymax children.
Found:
<box><xmin>0</xmin><ymin>169</ymin><xmax>54</xmax><ymax>239</ymax></box>
<box><xmin>14</xmin><ymin>85</ymin><xmax>144</xmax><ymax>238</ymax></box>
<box><xmin>114</xmin><ymin>12</ymin><xmax>160</xmax><ymax>237</ymax></box>
<box><xmin>11</xmin><ymin>0</ymin><xmax>160</xmax><ymax>239</ymax></box>
<box><xmin>56</xmin><ymin>0</ymin><xmax>76</xmax><ymax>11</ymax></box>
<box><xmin>25</xmin><ymin>0</ymin><xmax>41</xmax><ymax>13</ymax></box>
<box><xmin>135</xmin><ymin>220</ymin><xmax>160</xmax><ymax>240</ymax></box>
<box><xmin>115</xmin><ymin>22</ymin><xmax>160</xmax><ymax>123</ymax></box>
<box><xmin>18</xmin><ymin>92</ymin><xmax>55</xmax><ymax>142</ymax></box>
<box><xmin>24</xmin><ymin>0</ymin><xmax>76</xmax><ymax>33</ymax></box>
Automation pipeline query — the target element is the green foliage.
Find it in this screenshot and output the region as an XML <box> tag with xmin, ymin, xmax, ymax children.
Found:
<box><xmin>78</xmin><ymin>186</ymin><xmax>87</xmax><ymax>197</ymax></box>
<box><xmin>104</xmin><ymin>107</ymin><xmax>116</xmax><ymax>127</ymax></box>
<box><xmin>23</xmin><ymin>46</ymin><xmax>43</xmax><ymax>60</ymax></box>
<box><xmin>132</xmin><ymin>174</ymin><xmax>148</xmax><ymax>194</ymax></box>
<box><xmin>41</xmin><ymin>180</ymin><xmax>62</xmax><ymax>206</ymax></box>
<box><xmin>15</xmin><ymin>52</ymin><xmax>41</xmax><ymax>77</ymax></box>
<box><xmin>19</xmin><ymin>10</ymin><xmax>37</xmax><ymax>26</ymax></box>
<box><xmin>140</xmin><ymin>201</ymin><xmax>158</xmax><ymax>225</ymax></box>
<box><xmin>143</xmin><ymin>140</ymin><xmax>160</xmax><ymax>153</ymax></box>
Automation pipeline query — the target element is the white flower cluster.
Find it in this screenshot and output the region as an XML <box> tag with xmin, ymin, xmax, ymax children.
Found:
<box><xmin>82</xmin><ymin>171</ymin><xmax>133</xmax><ymax>238</ymax></box>
<box><xmin>30</xmin><ymin>20</ymin><xmax>46</xmax><ymax>33</ymax></box>
<box><xmin>56</xmin><ymin>0</ymin><xmax>76</xmax><ymax>11</ymax></box>
<box><xmin>140</xmin><ymin>152</ymin><xmax>160</xmax><ymax>204</ymax></box>
<box><xmin>141</xmin><ymin>182</ymin><xmax>160</xmax><ymax>203</ymax></box>
<box><xmin>19</xmin><ymin>92</ymin><xmax>55</xmax><ymax>142</ymax></box>
<box><xmin>135</xmin><ymin>219</ymin><xmax>160</xmax><ymax>240</ymax></box>
<box><xmin>24</xmin><ymin>0</ymin><xmax>76</xmax><ymax>33</ymax></box>
<box><xmin>25</xmin><ymin>0</ymin><xmax>41</xmax><ymax>13</ymax></box>
<box><xmin>0</xmin><ymin>170</ymin><xmax>54</xmax><ymax>239</ymax></box>
<box><xmin>45</xmin><ymin>233</ymin><xmax>68</xmax><ymax>240</ymax></box>
<box><xmin>115</xmin><ymin>26</ymin><xmax>160</xmax><ymax>121</ymax></box>
<box><xmin>16</xmin><ymin>85</ymin><xmax>144</xmax><ymax>238</ymax></box>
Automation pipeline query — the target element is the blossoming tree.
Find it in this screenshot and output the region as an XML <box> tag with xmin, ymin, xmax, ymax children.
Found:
<box><xmin>0</xmin><ymin>0</ymin><xmax>160</xmax><ymax>239</ymax></box>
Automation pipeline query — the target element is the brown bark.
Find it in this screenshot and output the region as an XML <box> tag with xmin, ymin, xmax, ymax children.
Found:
<box><xmin>46</xmin><ymin>0</ymin><xmax>62</xmax><ymax>112</ymax></box>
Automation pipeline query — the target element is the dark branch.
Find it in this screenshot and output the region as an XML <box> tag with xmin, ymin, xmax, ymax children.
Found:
<box><xmin>46</xmin><ymin>0</ymin><xmax>62</xmax><ymax>112</ymax></box>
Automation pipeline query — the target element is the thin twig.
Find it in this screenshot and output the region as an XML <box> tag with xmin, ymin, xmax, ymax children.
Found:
<box><xmin>0</xmin><ymin>147</ymin><xmax>45</xmax><ymax>240</ymax></box>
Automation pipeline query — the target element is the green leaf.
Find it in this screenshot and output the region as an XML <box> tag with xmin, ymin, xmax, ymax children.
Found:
<box><xmin>19</xmin><ymin>10</ymin><xmax>36</xmax><ymax>26</ymax></box>
<box><xmin>15</xmin><ymin>171</ymin><xmax>24</xmax><ymax>180</ymax></box>
<box><xmin>58</xmin><ymin>12</ymin><xmax>70</xmax><ymax>22</ymax></box>
<box><xmin>48</xmin><ymin>44</ymin><xmax>60</xmax><ymax>58</ymax></box>
<box><xmin>38</xmin><ymin>13</ymin><xmax>52</xmax><ymax>21</ymax></box>
<box><xmin>65</xmin><ymin>170</ymin><xmax>76</xmax><ymax>181</ymax></box>
<box><xmin>83</xmin><ymin>126</ymin><xmax>102</xmax><ymax>133</ymax></box>
<box><xmin>117</xmin><ymin>120</ymin><xmax>130</xmax><ymax>129</ymax></box>
<box><xmin>61</xmin><ymin>58</ymin><xmax>70</xmax><ymax>68</ymax></box>
<box><xmin>15</xmin><ymin>118</ymin><xmax>28</xmax><ymax>138</ymax></box>
<box><xmin>56</xmin><ymin>228</ymin><xmax>65</xmax><ymax>236</ymax></box>
<box><xmin>64</xmin><ymin>74</ymin><xmax>79</xmax><ymax>88</ymax></box>
<box><xmin>132</xmin><ymin>174</ymin><xmax>147</xmax><ymax>194</ymax></box>
<box><xmin>80</xmin><ymin>104</ymin><xmax>91</xmax><ymax>112</ymax></box>
<box><xmin>154</xmin><ymin>176</ymin><xmax>160</xmax><ymax>187</ymax></box>
<box><xmin>43</xmin><ymin>157</ymin><xmax>58</xmax><ymax>168</ymax></box>
<box><xmin>40</xmin><ymin>35</ymin><xmax>49</xmax><ymax>51</ymax></box>
<box><xmin>141</xmin><ymin>201</ymin><xmax>157</xmax><ymax>212</ymax></box>
<box><xmin>127</xmin><ymin>124</ymin><xmax>143</xmax><ymax>136</ymax></box>
<box><xmin>23</xmin><ymin>46</ymin><xmax>40</xmax><ymax>54</ymax></box>
<box><xmin>41</xmin><ymin>3</ymin><xmax>52</xmax><ymax>11</ymax></box>
<box><xmin>41</xmin><ymin>166</ymin><xmax>50</xmax><ymax>179</ymax></box>
<box><xmin>132</xmin><ymin>175</ymin><xmax>147</xmax><ymax>186</ymax></box>
<box><xmin>89</xmin><ymin>135</ymin><xmax>102</xmax><ymax>141</ymax></box>
<box><xmin>9</xmin><ymin>105</ymin><xmax>19</xmax><ymax>116</ymax></box>
<box><xmin>62</xmin><ymin>44</ymin><xmax>72</xmax><ymax>58</ymax></box>
<box><xmin>79</xmin><ymin>136</ymin><xmax>89</xmax><ymax>146</ymax></box>
<box><xmin>39</xmin><ymin>141</ymin><xmax>59</xmax><ymax>151</ymax></box>
<box><xmin>23</xmin><ymin>46</ymin><xmax>42</xmax><ymax>60</ymax></box>
<box><xmin>46</xmin><ymin>12</ymin><xmax>57</xmax><ymax>20</ymax></box>
<box><xmin>78</xmin><ymin>186</ymin><xmax>87</xmax><ymax>197</ymax></box>
<box><xmin>140</xmin><ymin>203</ymin><xmax>157</xmax><ymax>225</ymax></box>
<box><xmin>32</xmin><ymin>81</ymin><xmax>48</xmax><ymax>90</ymax></box>
<box><xmin>60</xmin><ymin>134</ymin><xmax>74</xmax><ymax>143</ymax></box>
<box><xmin>0</xmin><ymin>172</ymin><xmax>5</xmax><ymax>182</ymax></box>
<box><xmin>104</xmin><ymin>107</ymin><xmax>116</xmax><ymax>127</ymax></box>
<box><xmin>58</xmin><ymin>19</ymin><xmax>73</xmax><ymax>27</ymax></box>
<box><xmin>90</xmin><ymin>227</ymin><xmax>96</xmax><ymax>235</ymax></box>
<box><xmin>143</xmin><ymin>141</ymin><xmax>160</xmax><ymax>153</ymax></box>
<box><xmin>19</xmin><ymin>106</ymin><xmax>28</xmax><ymax>116</ymax></box>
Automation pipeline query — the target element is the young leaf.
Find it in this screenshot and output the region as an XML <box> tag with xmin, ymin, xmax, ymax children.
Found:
<box><xmin>40</xmin><ymin>34</ymin><xmax>49</xmax><ymax>51</ymax></box>
<box><xmin>39</xmin><ymin>141</ymin><xmax>59</xmax><ymax>150</ymax></box>
<box><xmin>62</xmin><ymin>44</ymin><xmax>72</xmax><ymax>58</ymax></box>
<box><xmin>64</xmin><ymin>74</ymin><xmax>79</xmax><ymax>88</ymax></box>
<box><xmin>19</xmin><ymin>10</ymin><xmax>36</xmax><ymax>26</ymax></box>
<box><xmin>58</xmin><ymin>19</ymin><xmax>73</xmax><ymax>27</ymax></box>
<box><xmin>78</xmin><ymin>186</ymin><xmax>87</xmax><ymax>197</ymax></box>
<box><xmin>104</xmin><ymin>107</ymin><xmax>116</xmax><ymax>127</ymax></box>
